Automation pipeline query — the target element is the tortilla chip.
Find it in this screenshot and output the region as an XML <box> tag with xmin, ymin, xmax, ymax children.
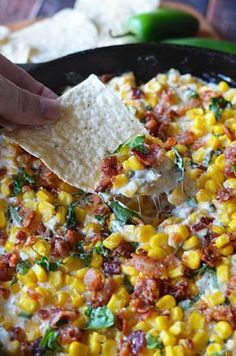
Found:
<box><xmin>5</xmin><ymin>75</ymin><xmax>147</xmax><ymax>191</ymax></box>
<box><xmin>0</xmin><ymin>9</ymin><xmax>97</xmax><ymax>63</ymax></box>
<box><xmin>76</xmin><ymin>0</ymin><xmax>160</xmax><ymax>38</ymax></box>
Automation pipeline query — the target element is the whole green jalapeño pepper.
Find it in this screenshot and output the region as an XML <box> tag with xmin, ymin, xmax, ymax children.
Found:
<box><xmin>111</xmin><ymin>9</ymin><xmax>199</xmax><ymax>42</ymax></box>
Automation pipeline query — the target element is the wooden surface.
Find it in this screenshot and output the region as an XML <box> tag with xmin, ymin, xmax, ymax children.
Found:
<box><xmin>1</xmin><ymin>0</ymin><xmax>236</xmax><ymax>41</ymax></box>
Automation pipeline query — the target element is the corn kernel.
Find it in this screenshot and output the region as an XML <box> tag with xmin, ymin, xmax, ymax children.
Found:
<box><xmin>220</xmin><ymin>244</ymin><xmax>234</xmax><ymax>256</ymax></box>
<box><xmin>167</xmin><ymin>265</ymin><xmax>184</xmax><ymax>278</ymax></box>
<box><xmin>33</xmin><ymin>264</ymin><xmax>48</xmax><ymax>282</ymax></box>
<box><xmin>103</xmin><ymin>232</ymin><xmax>123</xmax><ymax>249</ymax></box>
<box><xmin>213</xmin><ymin>123</ymin><xmax>224</xmax><ymax>135</ymax></box>
<box><xmin>107</xmin><ymin>287</ymin><xmax>130</xmax><ymax>313</ymax></box>
<box><xmin>217</xmin><ymin>264</ymin><xmax>230</xmax><ymax>283</ymax></box>
<box><xmin>155</xmin><ymin>316</ymin><xmax>169</xmax><ymax>331</ymax></box>
<box><xmin>71</xmin><ymin>293</ymin><xmax>84</xmax><ymax>307</ymax></box>
<box><xmin>207</xmin><ymin>291</ymin><xmax>225</xmax><ymax>307</ymax></box>
<box><xmin>207</xmin><ymin>136</ymin><xmax>219</xmax><ymax>149</ymax></box>
<box><xmin>192</xmin><ymin>147</ymin><xmax>206</xmax><ymax>163</ymax></box>
<box><xmin>206</xmin><ymin>343</ymin><xmax>223</xmax><ymax>355</ymax></box>
<box><xmin>18</xmin><ymin>295</ymin><xmax>39</xmax><ymax>313</ymax></box>
<box><xmin>182</xmin><ymin>250</ymin><xmax>201</xmax><ymax>270</ymax></box>
<box><xmin>189</xmin><ymin>311</ymin><xmax>205</xmax><ymax>331</ymax></box>
<box><xmin>0</xmin><ymin>210</ymin><xmax>6</xmax><ymax>229</ymax></box>
<box><xmin>193</xmin><ymin>330</ymin><xmax>208</xmax><ymax>351</ymax></box>
<box><xmin>88</xmin><ymin>332</ymin><xmax>103</xmax><ymax>354</ymax></box>
<box><xmin>215</xmin><ymin>234</ymin><xmax>229</xmax><ymax>249</ymax></box>
<box><xmin>56</xmin><ymin>206</ymin><xmax>67</xmax><ymax>224</ymax></box>
<box><xmin>196</xmin><ymin>189</ymin><xmax>211</xmax><ymax>202</ymax></box>
<box><xmin>160</xmin><ymin>330</ymin><xmax>176</xmax><ymax>346</ymax></box>
<box><xmin>205</xmin><ymin>111</ymin><xmax>216</xmax><ymax>126</ymax></box>
<box><xmin>71</xmin><ymin>278</ymin><xmax>85</xmax><ymax>293</ymax></box>
<box><xmin>219</xmin><ymin>81</ymin><xmax>229</xmax><ymax>92</ymax></box>
<box><xmin>69</xmin><ymin>341</ymin><xmax>88</xmax><ymax>356</ymax></box>
<box><xmin>204</xmin><ymin>179</ymin><xmax>219</xmax><ymax>193</ymax></box>
<box><xmin>224</xmin><ymin>178</ymin><xmax>236</xmax><ymax>189</ymax></box>
<box><xmin>183</xmin><ymin>235</ymin><xmax>199</xmax><ymax>250</ymax></box>
<box><xmin>36</xmin><ymin>189</ymin><xmax>53</xmax><ymax>203</ymax></box>
<box><xmin>102</xmin><ymin>339</ymin><xmax>117</xmax><ymax>356</ymax></box>
<box><xmin>48</xmin><ymin>271</ymin><xmax>63</xmax><ymax>289</ymax></box>
<box><xmin>58</xmin><ymin>191</ymin><xmax>73</xmax><ymax>205</ymax></box>
<box><xmin>122</xmin><ymin>156</ymin><xmax>144</xmax><ymax>171</ymax></box>
<box><xmin>215</xmin><ymin>154</ymin><xmax>225</xmax><ymax>170</ymax></box>
<box><xmin>169</xmin><ymin>321</ymin><xmax>185</xmax><ymax>336</ymax></box>
<box><xmin>214</xmin><ymin>321</ymin><xmax>233</xmax><ymax>339</ymax></box>
<box><xmin>55</xmin><ymin>291</ymin><xmax>68</xmax><ymax>307</ymax></box>
<box><xmin>83</xmin><ymin>222</ymin><xmax>101</xmax><ymax>234</ymax></box>
<box><xmin>90</xmin><ymin>254</ymin><xmax>103</xmax><ymax>268</ymax></box>
<box><xmin>112</xmin><ymin>174</ymin><xmax>129</xmax><ymax>189</ymax></box>
<box><xmin>63</xmin><ymin>256</ymin><xmax>83</xmax><ymax>273</ymax></box>
<box><xmin>75</xmin><ymin>206</ymin><xmax>86</xmax><ymax>222</ymax></box>
<box><xmin>165</xmin><ymin>345</ymin><xmax>184</xmax><ymax>356</ymax></box>
<box><xmin>171</xmin><ymin>306</ymin><xmax>183</xmax><ymax>321</ymax></box>
<box><xmin>136</xmin><ymin>225</ymin><xmax>156</xmax><ymax>243</ymax></box>
<box><xmin>33</xmin><ymin>239</ymin><xmax>51</xmax><ymax>257</ymax></box>
<box><xmin>148</xmin><ymin>246</ymin><xmax>167</xmax><ymax>259</ymax></box>
<box><xmin>38</xmin><ymin>201</ymin><xmax>55</xmax><ymax>221</ymax></box>
<box><xmin>156</xmin><ymin>295</ymin><xmax>176</xmax><ymax>309</ymax></box>
<box><xmin>229</xmin><ymin>219</ymin><xmax>236</xmax><ymax>231</ymax></box>
<box><xmin>150</xmin><ymin>232</ymin><xmax>168</xmax><ymax>247</ymax></box>
<box><xmin>212</xmin><ymin>225</ymin><xmax>225</xmax><ymax>234</ymax></box>
<box><xmin>18</xmin><ymin>270</ymin><xmax>37</xmax><ymax>287</ymax></box>
<box><xmin>1</xmin><ymin>183</ymin><xmax>10</xmax><ymax>197</ymax></box>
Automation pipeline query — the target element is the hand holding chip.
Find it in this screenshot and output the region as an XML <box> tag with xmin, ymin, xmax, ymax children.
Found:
<box><xmin>0</xmin><ymin>54</ymin><xmax>60</xmax><ymax>130</ymax></box>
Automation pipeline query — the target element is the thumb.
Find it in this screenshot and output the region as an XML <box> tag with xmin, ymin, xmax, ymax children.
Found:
<box><xmin>0</xmin><ymin>75</ymin><xmax>60</xmax><ymax>126</ymax></box>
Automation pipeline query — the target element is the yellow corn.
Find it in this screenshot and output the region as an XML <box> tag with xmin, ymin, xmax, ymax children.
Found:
<box><xmin>217</xmin><ymin>264</ymin><xmax>230</xmax><ymax>283</ymax></box>
<box><xmin>56</xmin><ymin>206</ymin><xmax>67</xmax><ymax>224</ymax></box>
<box><xmin>33</xmin><ymin>240</ymin><xmax>51</xmax><ymax>257</ymax></box>
<box><xmin>0</xmin><ymin>210</ymin><xmax>7</xmax><ymax>229</ymax></box>
<box><xmin>48</xmin><ymin>271</ymin><xmax>63</xmax><ymax>289</ymax></box>
<box><xmin>37</xmin><ymin>201</ymin><xmax>55</xmax><ymax>221</ymax></box>
<box><xmin>112</xmin><ymin>174</ymin><xmax>129</xmax><ymax>189</ymax></box>
<box><xmin>18</xmin><ymin>270</ymin><xmax>37</xmax><ymax>287</ymax></box>
<box><xmin>220</xmin><ymin>244</ymin><xmax>234</xmax><ymax>256</ymax></box>
<box><xmin>122</xmin><ymin>156</ymin><xmax>144</xmax><ymax>171</ymax></box>
<box><xmin>103</xmin><ymin>232</ymin><xmax>123</xmax><ymax>249</ymax></box>
<box><xmin>1</xmin><ymin>183</ymin><xmax>10</xmax><ymax>197</ymax></box>
<box><xmin>182</xmin><ymin>250</ymin><xmax>201</xmax><ymax>270</ymax></box>
<box><xmin>150</xmin><ymin>232</ymin><xmax>168</xmax><ymax>247</ymax></box>
<box><xmin>171</xmin><ymin>306</ymin><xmax>183</xmax><ymax>321</ymax></box>
<box><xmin>192</xmin><ymin>330</ymin><xmax>208</xmax><ymax>351</ymax></box>
<box><xmin>58</xmin><ymin>191</ymin><xmax>73</xmax><ymax>205</ymax></box>
<box><xmin>214</xmin><ymin>321</ymin><xmax>232</xmax><ymax>340</ymax></box>
<box><xmin>63</xmin><ymin>256</ymin><xmax>83</xmax><ymax>273</ymax></box>
<box><xmin>36</xmin><ymin>189</ymin><xmax>53</xmax><ymax>203</ymax></box>
<box><xmin>207</xmin><ymin>291</ymin><xmax>225</xmax><ymax>307</ymax></box>
<box><xmin>155</xmin><ymin>316</ymin><xmax>169</xmax><ymax>331</ymax></box>
<box><xmin>71</xmin><ymin>293</ymin><xmax>84</xmax><ymax>308</ymax></box>
<box><xmin>136</xmin><ymin>225</ymin><xmax>156</xmax><ymax>243</ymax></box>
<box><xmin>33</xmin><ymin>264</ymin><xmax>48</xmax><ymax>282</ymax></box>
<box><xmin>102</xmin><ymin>339</ymin><xmax>117</xmax><ymax>356</ymax></box>
<box><xmin>219</xmin><ymin>81</ymin><xmax>229</xmax><ymax>92</ymax></box>
<box><xmin>224</xmin><ymin>178</ymin><xmax>236</xmax><ymax>189</ymax></box>
<box><xmin>90</xmin><ymin>254</ymin><xmax>103</xmax><ymax>268</ymax></box>
<box><xmin>148</xmin><ymin>246</ymin><xmax>167</xmax><ymax>259</ymax></box>
<box><xmin>196</xmin><ymin>189</ymin><xmax>211</xmax><ymax>202</ymax></box>
<box><xmin>206</xmin><ymin>343</ymin><xmax>223</xmax><ymax>355</ymax></box>
<box><xmin>169</xmin><ymin>321</ymin><xmax>185</xmax><ymax>336</ymax></box>
<box><xmin>189</xmin><ymin>311</ymin><xmax>205</xmax><ymax>331</ymax></box>
<box><xmin>55</xmin><ymin>291</ymin><xmax>68</xmax><ymax>307</ymax></box>
<box><xmin>167</xmin><ymin>265</ymin><xmax>184</xmax><ymax>278</ymax></box>
<box><xmin>160</xmin><ymin>330</ymin><xmax>176</xmax><ymax>346</ymax></box>
<box><xmin>165</xmin><ymin>345</ymin><xmax>184</xmax><ymax>356</ymax></box>
<box><xmin>156</xmin><ymin>295</ymin><xmax>176</xmax><ymax>309</ymax></box>
<box><xmin>69</xmin><ymin>341</ymin><xmax>88</xmax><ymax>356</ymax></box>
<box><xmin>107</xmin><ymin>287</ymin><xmax>130</xmax><ymax>313</ymax></box>
<box><xmin>18</xmin><ymin>295</ymin><xmax>39</xmax><ymax>313</ymax></box>
<box><xmin>183</xmin><ymin>235</ymin><xmax>200</xmax><ymax>250</ymax></box>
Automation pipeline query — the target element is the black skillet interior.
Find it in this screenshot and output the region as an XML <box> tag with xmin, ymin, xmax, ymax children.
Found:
<box><xmin>20</xmin><ymin>43</ymin><xmax>236</xmax><ymax>95</ymax></box>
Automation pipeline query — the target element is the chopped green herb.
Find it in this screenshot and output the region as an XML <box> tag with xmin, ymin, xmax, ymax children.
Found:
<box><xmin>123</xmin><ymin>275</ymin><xmax>133</xmax><ymax>294</ymax></box>
<box><xmin>75</xmin><ymin>242</ymin><xmax>92</xmax><ymax>266</ymax></box>
<box><xmin>93</xmin><ymin>242</ymin><xmax>110</xmax><ymax>258</ymax></box>
<box><xmin>18</xmin><ymin>312</ymin><xmax>32</xmax><ymax>319</ymax></box>
<box><xmin>12</xmin><ymin>167</ymin><xmax>35</xmax><ymax>196</ymax></box>
<box><xmin>40</xmin><ymin>327</ymin><xmax>61</xmax><ymax>352</ymax></box>
<box><xmin>113</xmin><ymin>135</ymin><xmax>148</xmax><ymax>154</ymax></box>
<box><xmin>65</xmin><ymin>202</ymin><xmax>77</xmax><ymax>229</ymax></box>
<box><xmin>209</xmin><ymin>96</ymin><xmax>232</xmax><ymax>120</ymax></box>
<box><xmin>232</xmin><ymin>164</ymin><xmax>236</xmax><ymax>176</ymax></box>
<box><xmin>11</xmin><ymin>275</ymin><xmax>18</xmax><ymax>286</ymax></box>
<box><xmin>95</xmin><ymin>215</ymin><xmax>106</xmax><ymax>225</ymax></box>
<box><xmin>84</xmin><ymin>306</ymin><xmax>114</xmax><ymax>330</ymax></box>
<box><xmin>130</xmin><ymin>241</ymin><xmax>139</xmax><ymax>250</ymax></box>
<box><xmin>146</xmin><ymin>333</ymin><xmax>164</xmax><ymax>350</ymax></box>
<box><xmin>172</xmin><ymin>147</ymin><xmax>185</xmax><ymax>181</ymax></box>
<box><xmin>109</xmin><ymin>201</ymin><xmax>141</xmax><ymax>225</ymax></box>
<box><xmin>16</xmin><ymin>260</ymin><xmax>31</xmax><ymax>275</ymax></box>
<box><xmin>37</xmin><ymin>256</ymin><xmax>62</xmax><ymax>272</ymax></box>
<box><xmin>8</xmin><ymin>205</ymin><xmax>22</xmax><ymax>225</ymax></box>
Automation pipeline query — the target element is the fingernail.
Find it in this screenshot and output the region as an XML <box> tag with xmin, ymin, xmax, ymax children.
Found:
<box><xmin>40</xmin><ymin>97</ymin><xmax>60</xmax><ymax>121</ymax></box>
<box><xmin>41</xmin><ymin>86</ymin><xmax>58</xmax><ymax>99</ymax></box>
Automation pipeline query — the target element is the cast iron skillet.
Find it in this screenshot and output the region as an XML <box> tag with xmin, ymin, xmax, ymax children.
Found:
<box><xmin>20</xmin><ymin>43</ymin><xmax>236</xmax><ymax>94</ymax></box>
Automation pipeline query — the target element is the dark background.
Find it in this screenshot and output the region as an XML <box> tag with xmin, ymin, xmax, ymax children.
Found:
<box><xmin>0</xmin><ymin>0</ymin><xmax>235</xmax><ymax>41</ymax></box>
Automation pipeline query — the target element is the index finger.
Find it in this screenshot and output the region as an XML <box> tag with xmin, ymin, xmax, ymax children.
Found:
<box><xmin>0</xmin><ymin>54</ymin><xmax>57</xmax><ymax>99</ymax></box>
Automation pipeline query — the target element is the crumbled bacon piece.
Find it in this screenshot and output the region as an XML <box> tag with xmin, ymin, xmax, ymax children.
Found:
<box><xmin>217</xmin><ymin>187</ymin><xmax>234</xmax><ymax>202</ymax></box>
<box><xmin>0</xmin><ymin>167</ymin><xmax>7</xmax><ymax>176</ymax></box>
<box><xmin>38</xmin><ymin>164</ymin><xmax>60</xmax><ymax>190</ymax></box>
<box><xmin>111</xmin><ymin>241</ymin><xmax>135</xmax><ymax>258</ymax></box>
<box><xmin>164</xmin><ymin>136</ymin><xmax>177</xmax><ymax>150</ymax></box>
<box><xmin>0</xmin><ymin>232</ymin><xmax>7</xmax><ymax>245</ymax></box>
<box><xmin>177</xmin><ymin>131</ymin><xmax>195</xmax><ymax>145</ymax></box>
<box><xmin>116</xmin><ymin>310</ymin><xmax>129</xmax><ymax>335</ymax></box>
<box><xmin>51</xmin><ymin>237</ymin><xmax>70</xmax><ymax>258</ymax></box>
<box><xmin>22</xmin><ymin>210</ymin><xmax>37</xmax><ymax>228</ymax></box>
<box><xmin>130</xmin><ymin>254</ymin><xmax>166</xmax><ymax>279</ymax></box>
<box><xmin>227</xmin><ymin>276</ymin><xmax>236</xmax><ymax>296</ymax></box>
<box><xmin>5</xmin><ymin>251</ymin><xmax>20</xmax><ymax>268</ymax></box>
<box><xmin>65</xmin><ymin>230</ymin><xmax>82</xmax><ymax>248</ymax></box>
<box><xmin>25</xmin><ymin>235</ymin><xmax>37</xmax><ymax>246</ymax></box>
<box><xmin>0</xmin><ymin>286</ymin><xmax>10</xmax><ymax>299</ymax></box>
<box><xmin>38</xmin><ymin>309</ymin><xmax>50</xmax><ymax>320</ymax></box>
<box><xmin>191</xmin><ymin>216</ymin><xmax>214</xmax><ymax>232</ymax></box>
<box><xmin>200</xmin><ymin>239</ymin><xmax>219</xmax><ymax>267</ymax></box>
<box><xmin>92</xmin><ymin>277</ymin><xmax>116</xmax><ymax>307</ymax></box>
<box><xmin>95</xmin><ymin>177</ymin><xmax>112</xmax><ymax>193</ymax></box>
<box><xmin>99</xmin><ymin>73</ymin><xmax>114</xmax><ymax>83</ymax></box>
<box><xmin>0</xmin><ymin>260</ymin><xmax>15</xmax><ymax>282</ymax></box>
<box><xmin>119</xmin><ymin>330</ymin><xmax>146</xmax><ymax>356</ymax></box>
<box><xmin>9</xmin><ymin>327</ymin><xmax>26</xmax><ymax>342</ymax></box>
<box><xmin>103</xmin><ymin>260</ymin><xmax>121</xmax><ymax>275</ymax></box>
<box><xmin>132</xmin><ymin>144</ymin><xmax>165</xmax><ymax>167</ymax></box>
<box><xmin>27</xmin><ymin>288</ymin><xmax>42</xmax><ymax>301</ymax></box>
<box><xmin>101</xmin><ymin>156</ymin><xmax>121</xmax><ymax>178</ymax></box>
<box><xmin>225</xmin><ymin>144</ymin><xmax>236</xmax><ymax>164</ymax></box>
<box><xmin>15</xmin><ymin>230</ymin><xmax>27</xmax><ymax>243</ymax></box>
<box><xmin>202</xmin><ymin>305</ymin><xmax>236</xmax><ymax>328</ymax></box>
<box><xmin>130</xmin><ymin>277</ymin><xmax>158</xmax><ymax>313</ymax></box>
<box><xmin>159</xmin><ymin>279</ymin><xmax>189</xmax><ymax>302</ymax></box>
<box><xmin>60</xmin><ymin>326</ymin><xmax>83</xmax><ymax>344</ymax></box>
<box><xmin>84</xmin><ymin>268</ymin><xmax>104</xmax><ymax>291</ymax></box>
<box><xmin>50</xmin><ymin>308</ymin><xmax>79</xmax><ymax>327</ymax></box>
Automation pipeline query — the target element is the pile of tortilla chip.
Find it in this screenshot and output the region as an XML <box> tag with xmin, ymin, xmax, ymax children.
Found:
<box><xmin>0</xmin><ymin>0</ymin><xmax>160</xmax><ymax>63</ymax></box>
